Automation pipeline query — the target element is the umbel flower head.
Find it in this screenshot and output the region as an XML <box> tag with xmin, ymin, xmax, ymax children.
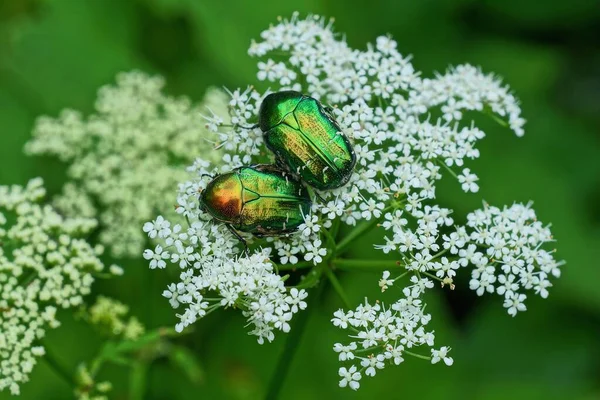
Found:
<box><xmin>25</xmin><ymin>72</ymin><xmax>230</xmax><ymax>258</ymax></box>
<box><xmin>145</xmin><ymin>14</ymin><xmax>563</xmax><ymax>390</ymax></box>
<box><xmin>85</xmin><ymin>296</ymin><xmax>145</xmax><ymax>340</ymax></box>
<box><xmin>0</xmin><ymin>178</ymin><xmax>115</xmax><ymax>395</ymax></box>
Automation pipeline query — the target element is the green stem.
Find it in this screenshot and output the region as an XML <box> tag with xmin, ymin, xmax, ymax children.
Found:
<box><xmin>354</xmin><ymin>346</ymin><xmax>382</xmax><ymax>354</ymax></box>
<box><xmin>90</xmin><ymin>352</ymin><xmax>106</xmax><ymax>377</ymax></box>
<box><xmin>265</xmin><ymin>277</ymin><xmax>326</xmax><ymax>400</ymax></box>
<box><xmin>438</xmin><ymin>160</ymin><xmax>459</xmax><ymax>179</ymax></box>
<box><xmin>485</xmin><ymin>107</ymin><xmax>509</xmax><ymax>128</ymax></box>
<box><xmin>129</xmin><ymin>361</ymin><xmax>149</xmax><ymax>400</ymax></box>
<box><xmin>330</xmin><ymin>218</ymin><xmax>341</xmax><ymax>239</ymax></box>
<box><xmin>332</xmin><ymin>258</ymin><xmax>402</xmax><ymax>271</ymax></box>
<box><xmin>111</xmin><ymin>327</ymin><xmax>179</xmax><ymax>353</ymax></box>
<box><xmin>17</xmin><ymin>270</ymin><xmax>37</xmax><ymax>286</ymax></box>
<box><xmin>404</xmin><ymin>350</ymin><xmax>431</xmax><ymax>361</ymax></box>
<box><xmin>276</xmin><ymin>261</ymin><xmax>314</xmax><ymax>271</ymax></box>
<box><xmin>336</xmin><ymin>219</ymin><xmax>381</xmax><ymax>256</ymax></box>
<box><xmin>43</xmin><ymin>345</ymin><xmax>75</xmax><ymax>386</ymax></box>
<box><xmin>322</xmin><ymin>228</ymin><xmax>337</xmax><ymax>256</ymax></box>
<box><xmin>323</xmin><ymin>266</ymin><xmax>351</xmax><ymax>309</ymax></box>
<box><xmin>420</xmin><ymin>270</ymin><xmax>444</xmax><ymax>283</ymax></box>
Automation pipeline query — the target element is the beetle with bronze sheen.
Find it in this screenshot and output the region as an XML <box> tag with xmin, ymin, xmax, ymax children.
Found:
<box><xmin>199</xmin><ymin>165</ymin><xmax>311</xmax><ymax>237</ymax></box>
<box><xmin>258</xmin><ymin>91</ymin><xmax>356</xmax><ymax>191</ymax></box>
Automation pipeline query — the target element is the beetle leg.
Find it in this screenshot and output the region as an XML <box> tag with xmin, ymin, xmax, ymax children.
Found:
<box><xmin>307</xmin><ymin>187</ymin><xmax>325</xmax><ymax>202</ymax></box>
<box><xmin>238</xmin><ymin>123</ymin><xmax>259</xmax><ymax>130</ymax></box>
<box><xmin>274</xmin><ymin>157</ymin><xmax>290</xmax><ymax>173</ymax></box>
<box><xmin>226</xmin><ymin>224</ymin><xmax>249</xmax><ymax>255</ymax></box>
<box><xmin>314</xmin><ymin>190</ymin><xmax>326</xmax><ymax>202</ymax></box>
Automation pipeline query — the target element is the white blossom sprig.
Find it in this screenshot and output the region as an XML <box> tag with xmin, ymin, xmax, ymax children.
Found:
<box><xmin>0</xmin><ymin>178</ymin><xmax>116</xmax><ymax>395</ymax></box>
<box><xmin>144</xmin><ymin>165</ymin><xmax>309</xmax><ymax>344</ymax></box>
<box><xmin>465</xmin><ymin>202</ymin><xmax>563</xmax><ymax>315</ymax></box>
<box><xmin>85</xmin><ymin>296</ymin><xmax>145</xmax><ymax>340</ymax></box>
<box><xmin>25</xmin><ymin>71</ymin><xmax>230</xmax><ymax>258</ymax></box>
<box><xmin>332</xmin><ymin>275</ymin><xmax>451</xmax><ymax>391</ymax></box>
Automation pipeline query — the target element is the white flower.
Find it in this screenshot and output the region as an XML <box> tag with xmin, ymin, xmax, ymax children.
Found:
<box><xmin>278</xmin><ymin>243</ymin><xmax>299</xmax><ymax>264</ymax></box>
<box><xmin>109</xmin><ymin>265</ymin><xmax>124</xmax><ymax>276</ymax></box>
<box><xmin>163</xmin><ymin>283</ymin><xmax>183</xmax><ymax>308</ymax></box>
<box><xmin>457</xmin><ymin>168</ymin><xmax>479</xmax><ymax>193</ymax></box>
<box><xmin>504</xmin><ymin>293</ymin><xmax>527</xmax><ymax>317</ymax></box>
<box><xmin>338</xmin><ymin>365</ymin><xmax>361</xmax><ymax>390</ymax></box>
<box><xmin>333</xmin><ymin>342</ymin><xmax>357</xmax><ymax>361</ymax></box>
<box><xmin>332</xmin><ymin>309</ymin><xmax>351</xmax><ymax>329</ymax></box>
<box><xmin>298</xmin><ymin>214</ymin><xmax>321</xmax><ymax>236</ymax></box>
<box><xmin>304</xmin><ymin>239</ymin><xmax>327</xmax><ymax>264</ymax></box>
<box><xmin>143</xmin><ymin>245</ymin><xmax>169</xmax><ymax>269</ymax></box>
<box><xmin>384</xmin><ymin>345</ymin><xmax>405</xmax><ymax>365</ymax></box>
<box><xmin>143</xmin><ymin>216</ymin><xmax>171</xmax><ymax>239</ymax></box>
<box><xmin>431</xmin><ymin>347</ymin><xmax>454</xmax><ymax>366</ymax></box>
<box><xmin>379</xmin><ymin>271</ymin><xmax>395</xmax><ymax>292</ymax></box>
<box><xmin>285</xmin><ymin>288</ymin><xmax>308</xmax><ymax>313</ymax></box>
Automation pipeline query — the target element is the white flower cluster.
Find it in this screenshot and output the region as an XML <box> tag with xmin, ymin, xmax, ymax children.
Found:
<box><xmin>86</xmin><ymin>296</ymin><xmax>144</xmax><ymax>340</ymax></box>
<box><xmin>25</xmin><ymin>71</ymin><xmax>230</xmax><ymax>257</ymax></box>
<box><xmin>144</xmin><ymin>190</ymin><xmax>308</xmax><ymax>343</ymax></box>
<box><xmin>0</xmin><ymin>179</ymin><xmax>110</xmax><ymax>395</ymax></box>
<box><xmin>464</xmin><ymin>202</ymin><xmax>562</xmax><ymax>316</ymax></box>
<box><xmin>144</xmin><ymin>13</ymin><xmax>562</xmax><ymax>390</ymax></box>
<box><xmin>201</xmin><ymin>13</ymin><xmax>527</xmax><ymax>268</ymax></box>
<box><xmin>333</xmin><ymin>275</ymin><xmax>452</xmax><ymax>390</ymax></box>
<box><xmin>332</xmin><ymin>201</ymin><xmax>562</xmax><ymax>388</ymax></box>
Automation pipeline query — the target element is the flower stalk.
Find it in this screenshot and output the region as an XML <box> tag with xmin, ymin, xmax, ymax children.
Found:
<box><xmin>265</xmin><ymin>277</ymin><xmax>326</xmax><ymax>400</ymax></box>
<box><xmin>332</xmin><ymin>258</ymin><xmax>402</xmax><ymax>271</ymax></box>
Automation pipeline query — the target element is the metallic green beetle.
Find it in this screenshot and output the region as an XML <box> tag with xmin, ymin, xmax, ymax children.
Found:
<box><xmin>258</xmin><ymin>91</ymin><xmax>357</xmax><ymax>191</ymax></box>
<box><xmin>199</xmin><ymin>165</ymin><xmax>311</xmax><ymax>240</ymax></box>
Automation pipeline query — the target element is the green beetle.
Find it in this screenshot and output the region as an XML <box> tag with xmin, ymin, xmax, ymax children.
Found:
<box><xmin>258</xmin><ymin>91</ymin><xmax>356</xmax><ymax>191</ymax></box>
<box><xmin>199</xmin><ymin>165</ymin><xmax>311</xmax><ymax>242</ymax></box>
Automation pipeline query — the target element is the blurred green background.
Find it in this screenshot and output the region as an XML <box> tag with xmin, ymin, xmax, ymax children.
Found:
<box><xmin>1</xmin><ymin>0</ymin><xmax>599</xmax><ymax>399</ymax></box>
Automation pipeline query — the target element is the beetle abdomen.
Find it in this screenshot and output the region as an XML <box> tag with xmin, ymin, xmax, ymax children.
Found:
<box><xmin>237</xmin><ymin>166</ymin><xmax>310</xmax><ymax>234</ymax></box>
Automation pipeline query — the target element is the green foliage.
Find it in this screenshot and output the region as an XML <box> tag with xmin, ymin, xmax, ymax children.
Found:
<box><xmin>0</xmin><ymin>0</ymin><xmax>598</xmax><ymax>398</ymax></box>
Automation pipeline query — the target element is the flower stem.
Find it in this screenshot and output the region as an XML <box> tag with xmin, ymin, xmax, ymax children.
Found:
<box><xmin>335</xmin><ymin>204</ymin><xmax>398</xmax><ymax>256</ymax></box>
<box><xmin>43</xmin><ymin>345</ymin><xmax>75</xmax><ymax>387</ymax></box>
<box><xmin>484</xmin><ymin>106</ymin><xmax>509</xmax><ymax>128</ymax></box>
<box><xmin>129</xmin><ymin>360</ymin><xmax>149</xmax><ymax>400</ymax></box>
<box><xmin>438</xmin><ymin>160</ymin><xmax>459</xmax><ymax>179</ymax></box>
<box><xmin>332</xmin><ymin>258</ymin><xmax>402</xmax><ymax>271</ymax></box>
<box><xmin>265</xmin><ymin>277</ymin><xmax>326</xmax><ymax>400</ymax></box>
<box><xmin>419</xmin><ymin>270</ymin><xmax>445</xmax><ymax>283</ymax></box>
<box><xmin>335</xmin><ymin>219</ymin><xmax>381</xmax><ymax>256</ymax></box>
<box><xmin>404</xmin><ymin>350</ymin><xmax>431</xmax><ymax>361</ymax></box>
<box><xmin>323</xmin><ymin>266</ymin><xmax>351</xmax><ymax>309</ymax></box>
<box><xmin>276</xmin><ymin>261</ymin><xmax>314</xmax><ymax>271</ymax></box>
<box><xmin>17</xmin><ymin>270</ymin><xmax>37</xmax><ymax>286</ymax></box>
